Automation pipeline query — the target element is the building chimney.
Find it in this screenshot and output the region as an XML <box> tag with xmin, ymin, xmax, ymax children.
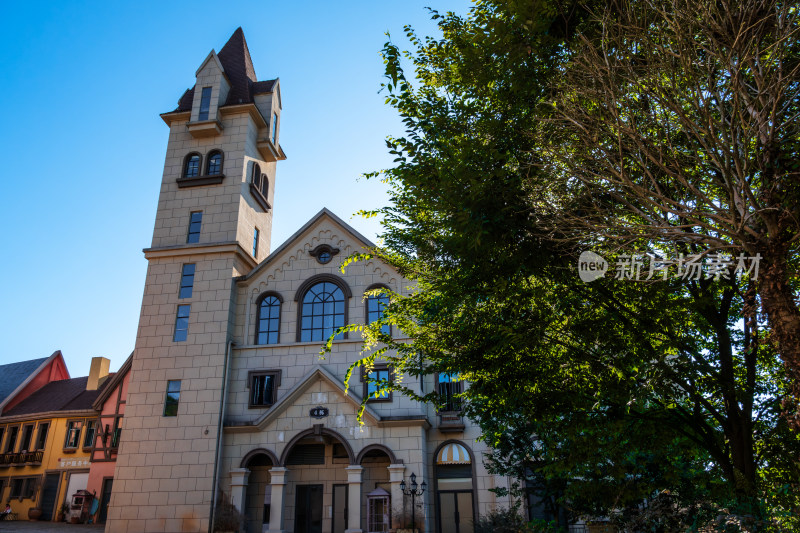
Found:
<box><xmin>86</xmin><ymin>357</ymin><xmax>110</xmax><ymax>391</ymax></box>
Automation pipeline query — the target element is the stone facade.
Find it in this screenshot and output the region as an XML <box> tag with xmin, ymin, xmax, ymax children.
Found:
<box><xmin>107</xmin><ymin>29</ymin><xmax>512</xmax><ymax>533</ymax></box>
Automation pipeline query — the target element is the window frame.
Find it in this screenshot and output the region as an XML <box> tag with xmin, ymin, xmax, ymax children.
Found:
<box><xmin>83</xmin><ymin>419</ymin><xmax>97</xmax><ymax>450</ymax></box>
<box><xmin>4</xmin><ymin>425</ymin><xmax>19</xmax><ymax>453</ymax></box>
<box><xmin>35</xmin><ymin>422</ymin><xmax>49</xmax><ymax>451</ymax></box>
<box><xmin>249</xmin><ymin>162</ymin><xmax>271</xmax><ymax>211</ymax></box>
<box><xmin>255</xmin><ymin>292</ymin><xmax>283</xmax><ymax>345</ymax></box>
<box><xmin>294</xmin><ymin>274</ymin><xmax>352</xmax><ymax>342</ymax></box>
<box><xmin>174</xmin><ymin>304</ymin><xmax>191</xmax><ymax>342</ymax></box>
<box><xmin>63</xmin><ymin>419</ymin><xmax>83</xmax><ymax>451</ymax></box>
<box><xmin>271</xmin><ymin>112</ymin><xmax>278</xmax><ymax>144</ymax></box>
<box><xmin>365</xmin><ymin>284</ymin><xmax>392</xmax><ymax>336</ymax></box>
<box><xmin>247</xmin><ymin>370</ymin><xmax>282</xmax><ymax>409</ymax></box>
<box><xmin>18</xmin><ymin>423</ymin><xmax>34</xmax><ymax>453</ymax></box>
<box><xmin>163</xmin><ymin>380</ymin><xmax>181</xmax><ymax>417</ymax></box>
<box><xmin>436</xmin><ymin>372</ymin><xmax>463</xmax><ymax>413</ymax></box>
<box><xmin>179</xmin><ymin>263</ymin><xmax>196</xmax><ymax>299</ymax></box>
<box><xmin>361</xmin><ymin>365</ymin><xmax>393</xmax><ymax>403</ymax></box>
<box><xmin>183</xmin><ymin>152</ymin><xmax>202</xmax><ymax>178</ymax></box>
<box><xmin>9</xmin><ymin>475</ymin><xmax>40</xmax><ymax>501</ymax></box>
<box><xmin>206</xmin><ymin>150</ymin><xmax>224</xmax><ymax>176</ymax></box>
<box><xmin>252</xmin><ymin>227</ymin><xmax>260</xmax><ymax>258</ymax></box>
<box><xmin>198</xmin><ymin>86</ymin><xmax>212</xmax><ymax>121</ymax></box>
<box><xmin>187</xmin><ymin>211</ymin><xmax>203</xmax><ymax>243</ymax></box>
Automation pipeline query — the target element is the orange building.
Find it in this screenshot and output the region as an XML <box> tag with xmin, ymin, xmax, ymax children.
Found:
<box><xmin>0</xmin><ymin>357</ymin><xmax>111</xmax><ymax>521</ymax></box>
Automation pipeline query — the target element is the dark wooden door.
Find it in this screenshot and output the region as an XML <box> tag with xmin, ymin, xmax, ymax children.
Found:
<box><xmin>98</xmin><ymin>478</ymin><xmax>113</xmax><ymax>523</ymax></box>
<box><xmin>331</xmin><ymin>484</ymin><xmax>348</xmax><ymax>533</ymax></box>
<box><xmin>40</xmin><ymin>473</ymin><xmax>60</xmax><ymax>521</ymax></box>
<box><xmin>438</xmin><ymin>490</ymin><xmax>474</xmax><ymax>533</ymax></box>
<box><xmin>295</xmin><ymin>484</ymin><xmax>323</xmax><ymax>533</ymax></box>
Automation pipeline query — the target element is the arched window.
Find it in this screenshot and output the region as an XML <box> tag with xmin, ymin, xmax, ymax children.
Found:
<box><xmin>256</xmin><ymin>293</ymin><xmax>281</xmax><ymax>345</ymax></box>
<box><xmin>435</xmin><ymin>441</ymin><xmax>476</xmax><ymax>533</ymax></box>
<box><xmin>251</xmin><ymin>162</ymin><xmax>268</xmax><ymax>198</ymax></box>
<box><xmin>300</xmin><ymin>281</ymin><xmax>346</xmax><ymax>342</ymax></box>
<box><xmin>184</xmin><ymin>153</ymin><xmax>201</xmax><ymax>177</ymax></box>
<box><xmin>365</xmin><ymin>284</ymin><xmax>391</xmax><ymax>336</ymax></box>
<box><xmin>206</xmin><ymin>150</ymin><xmax>223</xmax><ymax>175</ymax></box>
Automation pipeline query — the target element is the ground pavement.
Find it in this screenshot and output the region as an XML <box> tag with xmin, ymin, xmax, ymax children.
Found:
<box><xmin>0</xmin><ymin>521</ymin><xmax>103</xmax><ymax>532</ymax></box>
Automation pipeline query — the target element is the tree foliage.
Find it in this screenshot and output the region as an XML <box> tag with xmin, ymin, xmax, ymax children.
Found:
<box><xmin>334</xmin><ymin>0</ymin><xmax>800</xmax><ymax>529</ymax></box>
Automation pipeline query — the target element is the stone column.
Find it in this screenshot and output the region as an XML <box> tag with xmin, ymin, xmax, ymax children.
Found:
<box><xmin>229</xmin><ymin>468</ymin><xmax>249</xmax><ymax>513</ymax></box>
<box><xmin>268</xmin><ymin>467</ymin><xmax>288</xmax><ymax>533</ymax></box>
<box><xmin>387</xmin><ymin>464</ymin><xmax>406</xmax><ymax>528</ymax></box>
<box><xmin>345</xmin><ymin>465</ymin><xmax>363</xmax><ymax>533</ymax></box>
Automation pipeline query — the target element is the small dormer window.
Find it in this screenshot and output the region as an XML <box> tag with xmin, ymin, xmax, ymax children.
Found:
<box><xmin>199</xmin><ymin>87</ymin><xmax>212</xmax><ymax>121</ymax></box>
<box><xmin>271</xmin><ymin>112</ymin><xmax>278</xmax><ymax>144</ymax></box>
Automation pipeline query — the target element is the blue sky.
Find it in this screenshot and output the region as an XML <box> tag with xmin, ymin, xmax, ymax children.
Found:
<box><xmin>0</xmin><ymin>1</ymin><xmax>472</xmax><ymax>375</ymax></box>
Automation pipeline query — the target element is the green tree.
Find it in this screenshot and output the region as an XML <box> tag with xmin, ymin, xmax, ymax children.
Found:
<box><xmin>334</xmin><ymin>0</ymin><xmax>800</xmax><ymax>528</ymax></box>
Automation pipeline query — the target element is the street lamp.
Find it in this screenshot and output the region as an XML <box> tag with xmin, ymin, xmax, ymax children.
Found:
<box><xmin>399</xmin><ymin>473</ymin><xmax>427</xmax><ymax>531</ymax></box>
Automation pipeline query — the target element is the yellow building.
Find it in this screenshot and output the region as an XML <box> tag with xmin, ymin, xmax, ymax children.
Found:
<box><xmin>0</xmin><ymin>357</ymin><xmax>110</xmax><ymax>521</ymax></box>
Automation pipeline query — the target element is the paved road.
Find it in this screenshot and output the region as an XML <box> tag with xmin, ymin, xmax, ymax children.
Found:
<box><xmin>0</xmin><ymin>521</ymin><xmax>104</xmax><ymax>532</ymax></box>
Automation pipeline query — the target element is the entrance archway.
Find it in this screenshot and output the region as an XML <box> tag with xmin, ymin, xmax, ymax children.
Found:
<box><xmin>434</xmin><ymin>441</ymin><xmax>476</xmax><ymax>533</ymax></box>
<box><xmin>241</xmin><ymin>449</ymin><xmax>277</xmax><ymax>533</ymax></box>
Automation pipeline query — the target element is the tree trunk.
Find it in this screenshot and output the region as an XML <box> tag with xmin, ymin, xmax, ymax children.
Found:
<box><xmin>757</xmin><ymin>249</ymin><xmax>800</xmax><ymax>427</ymax></box>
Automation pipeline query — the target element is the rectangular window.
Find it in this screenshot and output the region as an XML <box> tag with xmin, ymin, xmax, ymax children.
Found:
<box><xmin>64</xmin><ymin>421</ymin><xmax>82</xmax><ymax>449</ymax></box>
<box><xmin>367</xmin><ymin>293</ymin><xmax>391</xmax><ymax>336</ymax></box>
<box><xmin>198</xmin><ymin>86</ymin><xmax>212</xmax><ymax>121</ymax></box>
<box><xmin>364</xmin><ymin>367</ymin><xmax>392</xmax><ymax>402</ymax></box>
<box><xmin>179</xmin><ymin>263</ymin><xmax>196</xmax><ymax>299</ymax></box>
<box><xmin>164</xmin><ymin>380</ymin><xmax>181</xmax><ymax>416</ymax></box>
<box><xmin>19</xmin><ymin>424</ymin><xmax>33</xmax><ymax>452</ymax></box>
<box><xmin>187</xmin><ymin>211</ymin><xmax>202</xmax><ymax>243</ymax></box>
<box><xmin>174</xmin><ymin>305</ymin><xmax>191</xmax><ymax>342</ymax></box>
<box><xmin>111</xmin><ymin>419</ymin><xmax>123</xmax><ymax>448</ymax></box>
<box><xmin>271</xmin><ymin>112</ymin><xmax>278</xmax><ymax>144</ymax></box>
<box><xmin>5</xmin><ymin>426</ymin><xmax>18</xmax><ymax>453</ymax></box>
<box><xmin>0</xmin><ymin>427</ymin><xmax>5</xmax><ymax>452</ymax></box>
<box><xmin>248</xmin><ymin>371</ymin><xmax>280</xmax><ymax>408</ymax></box>
<box><xmin>252</xmin><ymin>228</ymin><xmax>259</xmax><ymax>257</ymax></box>
<box><xmin>9</xmin><ymin>478</ymin><xmax>24</xmax><ymax>499</ymax></box>
<box><xmin>35</xmin><ymin>423</ymin><xmax>49</xmax><ymax>450</ymax></box>
<box><xmin>437</xmin><ymin>373</ymin><xmax>462</xmax><ymax>412</ymax></box>
<box><xmin>83</xmin><ymin>420</ymin><xmax>96</xmax><ymax>449</ymax></box>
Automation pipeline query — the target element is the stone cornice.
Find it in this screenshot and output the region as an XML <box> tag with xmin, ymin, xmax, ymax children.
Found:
<box><xmin>143</xmin><ymin>241</ymin><xmax>258</xmax><ymax>270</ymax></box>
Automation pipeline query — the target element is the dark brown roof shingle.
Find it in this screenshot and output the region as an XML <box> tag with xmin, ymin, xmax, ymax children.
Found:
<box><xmin>2</xmin><ymin>375</ymin><xmax>114</xmax><ymax>417</ymax></box>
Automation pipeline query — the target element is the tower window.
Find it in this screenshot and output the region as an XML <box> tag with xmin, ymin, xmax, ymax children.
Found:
<box><xmin>437</xmin><ymin>373</ymin><xmax>462</xmax><ymax>412</ymax></box>
<box><xmin>271</xmin><ymin>112</ymin><xmax>278</xmax><ymax>144</ymax></box>
<box><xmin>252</xmin><ymin>163</ymin><xmax>269</xmax><ymax>198</ymax></box>
<box><xmin>187</xmin><ymin>211</ymin><xmax>202</xmax><ymax>243</ymax></box>
<box><xmin>253</xmin><ymin>228</ymin><xmax>260</xmax><ymax>258</ymax></box>
<box><xmin>198</xmin><ymin>87</ymin><xmax>212</xmax><ymax>121</ymax></box>
<box><xmin>184</xmin><ymin>153</ymin><xmax>201</xmax><ymax>178</ymax></box>
<box><xmin>256</xmin><ymin>293</ymin><xmax>281</xmax><ymax>345</ymax></box>
<box><xmin>164</xmin><ymin>380</ymin><xmax>181</xmax><ymax>416</ymax></box>
<box><xmin>179</xmin><ymin>264</ymin><xmax>195</xmax><ymax>299</ymax></box>
<box><xmin>174</xmin><ymin>305</ymin><xmax>191</xmax><ymax>342</ymax></box>
<box><xmin>206</xmin><ymin>150</ymin><xmax>223</xmax><ymax>175</ymax></box>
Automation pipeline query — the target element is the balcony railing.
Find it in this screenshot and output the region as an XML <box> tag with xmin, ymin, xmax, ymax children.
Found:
<box><xmin>0</xmin><ymin>450</ymin><xmax>44</xmax><ymax>466</ymax></box>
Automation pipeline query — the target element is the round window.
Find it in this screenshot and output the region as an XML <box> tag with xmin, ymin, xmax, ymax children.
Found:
<box><xmin>317</xmin><ymin>251</ymin><xmax>332</xmax><ymax>264</ymax></box>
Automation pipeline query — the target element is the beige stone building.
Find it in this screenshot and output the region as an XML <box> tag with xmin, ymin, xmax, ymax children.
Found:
<box><xmin>107</xmin><ymin>28</ymin><xmax>512</xmax><ymax>533</ymax></box>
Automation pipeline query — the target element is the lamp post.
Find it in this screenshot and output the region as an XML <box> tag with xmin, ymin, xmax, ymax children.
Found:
<box><xmin>399</xmin><ymin>472</ymin><xmax>427</xmax><ymax>531</ymax></box>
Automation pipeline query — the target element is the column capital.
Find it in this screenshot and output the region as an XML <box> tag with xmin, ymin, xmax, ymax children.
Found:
<box><xmin>229</xmin><ymin>468</ymin><xmax>249</xmax><ymax>486</ymax></box>
<box><xmin>345</xmin><ymin>464</ymin><xmax>363</xmax><ymax>483</ymax></box>
<box><xmin>269</xmin><ymin>466</ymin><xmax>289</xmax><ymax>485</ymax></box>
<box><xmin>387</xmin><ymin>464</ymin><xmax>406</xmax><ymax>482</ymax></box>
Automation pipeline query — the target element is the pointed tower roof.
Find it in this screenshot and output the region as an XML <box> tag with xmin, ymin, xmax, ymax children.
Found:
<box><xmin>171</xmin><ymin>28</ymin><xmax>277</xmax><ymax>112</ymax></box>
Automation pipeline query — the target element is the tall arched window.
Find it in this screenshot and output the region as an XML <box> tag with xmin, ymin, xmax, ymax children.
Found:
<box><xmin>365</xmin><ymin>284</ymin><xmax>391</xmax><ymax>336</ymax></box>
<box><xmin>299</xmin><ymin>281</ymin><xmax>346</xmax><ymax>342</ymax></box>
<box><xmin>256</xmin><ymin>293</ymin><xmax>282</xmax><ymax>345</ymax></box>
<box><xmin>435</xmin><ymin>441</ymin><xmax>476</xmax><ymax>533</ymax></box>
<box><xmin>184</xmin><ymin>153</ymin><xmax>201</xmax><ymax>177</ymax></box>
<box><xmin>206</xmin><ymin>150</ymin><xmax>223</xmax><ymax>175</ymax></box>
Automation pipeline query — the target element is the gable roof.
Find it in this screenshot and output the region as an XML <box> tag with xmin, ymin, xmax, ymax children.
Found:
<box><xmin>172</xmin><ymin>28</ymin><xmax>277</xmax><ymax>113</ymax></box>
<box><xmin>93</xmin><ymin>353</ymin><xmax>132</xmax><ymax>410</ymax></box>
<box><xmin>2</xmin><ymin>375</ymin><xmax>114</xmax><ymax>418</ymax></box>
<box><xmin>238</xmin><ymin>208</ymin><xmax>377</xmax><ymax>284</ymax></box>
<box><xmin>0</xmin><ymin>351</ymin><xmax>65</xmax><ymax>412</ymax></box>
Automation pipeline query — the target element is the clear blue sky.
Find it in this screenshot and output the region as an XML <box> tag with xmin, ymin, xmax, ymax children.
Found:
<box><xmin>0</xmin><ymin>1</ymin><xmax>472</xmax><ymax>375</ymax></box>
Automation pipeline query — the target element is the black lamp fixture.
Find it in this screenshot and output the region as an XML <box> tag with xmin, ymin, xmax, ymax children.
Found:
<box><xmin>399</xmin><ymin>472</ymin><xmax>427</xmax><ymax>530</ymax></box>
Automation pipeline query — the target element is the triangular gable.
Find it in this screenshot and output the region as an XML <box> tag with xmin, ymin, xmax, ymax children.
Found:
<box><xmin>195</xmin><ymin>49</ymin><xmax>226</xmax><ymax>78</ymax></box>
<box><xmin>239</xmin><ymin>208</ymin><xmax>377</xmax><ymax>284</ymax></box>
<box><xmin>225</xmin><ymin>366</ymin><xmax>381</xmax><ymax>433</ymax></box>
<box><xmin>92</xmin><ymin>352</ymin><xmax>133</xmax><ymax>410</ymax></box>
<box><xmin>0</xmin><ymin>350</ymin><xmax>68</xmax><ymax>414</ymax></box>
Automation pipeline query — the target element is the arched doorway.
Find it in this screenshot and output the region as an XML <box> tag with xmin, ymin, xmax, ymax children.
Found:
<box><xmin>242</xmin><ymin>450</ymin><xmax>276</xmax><ymax>533</ymax></box>
<box><xmin>434</xmin><ymin>441</ymin><xmax>475</xmax><ymax>533</ymax></box>
<box><xmin>280</xmin><ymin>428</ymin><xmax>355</xmax><ymax>533</ymax></box>
<box><xmin>358</xmin><ymin>445</ymin><xmax>393</xmax><ymax>532</ymax></box>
